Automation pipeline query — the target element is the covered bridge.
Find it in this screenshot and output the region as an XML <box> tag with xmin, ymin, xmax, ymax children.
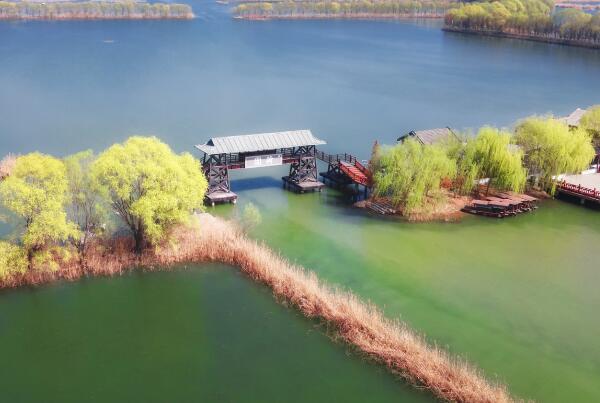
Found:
<box><xmin>196</xmin><ymin>130</ymin><xmax>326</xmax><ymax>205</ymax></box>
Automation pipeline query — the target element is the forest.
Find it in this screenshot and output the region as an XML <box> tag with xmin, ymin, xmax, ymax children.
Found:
<box><xmin>233</xmin><ymin>0</ymin><xmax>456</xmax><ymax>19</ymax></box>
<box><xmin>444</xmin><ymin>0</ymin><xmax>600</xmax><ymax>46</ymax></box>
<box><xmin>0</xmin><ymin>1</ymin><xmax>194</xmax><ymax>20</ymax></box>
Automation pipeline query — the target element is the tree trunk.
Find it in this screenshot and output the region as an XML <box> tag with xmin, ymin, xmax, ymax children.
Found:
<box><xmin>134</xmin><ymin>230</ymin><xmax>146</xmax><ymax>254</ymax></box>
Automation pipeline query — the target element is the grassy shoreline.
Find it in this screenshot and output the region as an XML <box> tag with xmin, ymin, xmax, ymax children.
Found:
<box><xmin>0</xmin><ymin>213</ymin><xmax>515</xmax><ymax>403</ymax></box>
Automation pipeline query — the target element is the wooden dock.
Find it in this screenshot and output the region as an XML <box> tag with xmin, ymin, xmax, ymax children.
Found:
<box><xmin>205</xmin><ymin>190</ymin><xmax>238</xmax><ymax>206</ymax></box>
<box><xmin>282</xmin><ymin>176</ymin><xmax>325</xmax><ymax>193</ymax></box>
<box><xmin>462</xmin><ymin>192</ymin><xmax>538</xmax><ymax>218</ymax></box>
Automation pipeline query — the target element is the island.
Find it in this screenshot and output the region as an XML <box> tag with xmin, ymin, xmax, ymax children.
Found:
<box><xmin>0</xmin><ymin>1</ymin><xmax>194</xmax><ymax>20</ymax></box>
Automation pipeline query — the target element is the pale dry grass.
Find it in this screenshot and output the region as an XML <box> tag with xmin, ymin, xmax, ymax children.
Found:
<box><xmin>0</xmin><ymin>214</ymin><xmax>516</xmax><ymax>403</ymax></box>
<box><xmin>0</xmin><ymin>154</ymin><xmax>17</xmax><ymax>179</ymax></box>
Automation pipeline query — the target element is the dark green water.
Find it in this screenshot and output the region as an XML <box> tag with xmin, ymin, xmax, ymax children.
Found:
<box><xmin>0</xmin><ymin>265</ymin><xmax>431</xmax><ymax>403</ymax></box>
<box><xmin>1</xmin><ymin>1</ymin><xmax>600</xmax><ymax>401</ymax></box>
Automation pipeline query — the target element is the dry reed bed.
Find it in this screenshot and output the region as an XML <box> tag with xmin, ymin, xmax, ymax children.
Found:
<box><xmin>0</xmin><ymin>214</ymin><xmax>515</xmax><ymax>403</ymax></box>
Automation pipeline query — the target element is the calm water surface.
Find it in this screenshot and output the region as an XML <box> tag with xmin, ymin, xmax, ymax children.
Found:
<box><xmin>1</xmin><ymin>1</ymin><xmax>600</xmax><ymax>402</ymax></box>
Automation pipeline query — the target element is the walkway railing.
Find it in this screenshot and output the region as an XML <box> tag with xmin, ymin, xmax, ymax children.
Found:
<box><xmin>316</xmin><ymin>150</ymin><xmax>371</xmax><ymax>187</ymax></box>
<box><xmin>557</xmin><ymin>180</ymin><xmax>600</xmax><ymax>202</ymax></box>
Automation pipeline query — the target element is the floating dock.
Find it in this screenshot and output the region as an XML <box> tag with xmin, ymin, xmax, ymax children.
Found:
<box><xmin>462</xmin><ymin>193</ymin><xmax>538</xmax><ymax>218</ymax></box>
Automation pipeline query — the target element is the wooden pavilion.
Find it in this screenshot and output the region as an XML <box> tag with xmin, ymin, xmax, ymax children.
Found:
<box><xmin>195</xmin><ymin>130</ymin><xmax>326</xmax><ymax>205</ymax></box>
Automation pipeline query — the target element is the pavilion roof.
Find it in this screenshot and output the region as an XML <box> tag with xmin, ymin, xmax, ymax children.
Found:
<box><xmin>559</xmin><ymin>108</ymin><xmax>587</xmax><ymax>127</ymax></box>
<box><xmin>397</xmin><ymin>127</ymin><xmax>458</xmax><ymax>145</ymax></box>
<box><xmin>195</xmin><ymin>129</ymin><xmax>326</xmax><ymax>155</ymax></box>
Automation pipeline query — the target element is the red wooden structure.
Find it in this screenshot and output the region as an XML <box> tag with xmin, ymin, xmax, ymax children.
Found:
<box><xmin>557</xmin><ymin>180</ymin><xmax>600</xmax><ymax>202</ymax></box>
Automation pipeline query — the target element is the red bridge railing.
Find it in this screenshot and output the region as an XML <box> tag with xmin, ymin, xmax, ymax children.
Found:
<box><xmin>557</xmin><ymin>180</ymin><xmax>600</xmax><ymax>201</ymax></box>
<box><xmin>316</xmin><ymin>150</ymin><xmax>371</xmax><ymax>187</ymax></box>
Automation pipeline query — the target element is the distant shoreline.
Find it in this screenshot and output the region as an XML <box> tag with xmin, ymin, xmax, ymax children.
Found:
<box><xmin>0</xmin><ymin>1</ymin><xmax>195</xmax><ymax>21</ymax></box>
<box><xmin>233</xmin><ymin>13</ymin><xmax>445</xmax><ymax>21</ymax></box>
<box><xmin>0</xmin><ymin>15</ymin><xmax>194</xmax><ymax>20</ymax></box>
<box><xmin>443</xmin><ymin>27</ymin><xmax>600</xmax><ymax>50</ymax></box>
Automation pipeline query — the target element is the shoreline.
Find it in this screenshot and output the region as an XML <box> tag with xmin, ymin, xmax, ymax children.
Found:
<box><xmin>443</xmin><ymin>27</ymin><xmax>600</xmax><ymax>50</ymax></box>
<box><xmin>234</xmin><ymin>13</ymin><xmax>445</xmax><ymax>21</ymax></box>
<box><xmin>0</xmin><ymin>15</ymin><xmax>195</xmax><ymax>21</ymax></box>
<box><xmin>0</xmin><ymin>213</ymin><xmax>514</xmax><ymax>403</ymax></box>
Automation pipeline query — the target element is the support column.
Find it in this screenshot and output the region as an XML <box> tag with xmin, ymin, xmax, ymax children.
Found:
<box><xmin>282</xmin><ymin>145</ymin><xmax>324</xmax><ymax>193</ymax></box>
<box><xmin>203</xmin><ymin>162</ymin><xmax>237</xmax><ymax>206</ymax></box>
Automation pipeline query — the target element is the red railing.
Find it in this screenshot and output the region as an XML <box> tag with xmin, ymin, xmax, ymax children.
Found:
<box><xmin>557</xmin><ymin>180</ymin><xmax>600</xmax><ymax>201</ymax></box>
<box><xmin>315</xmin><ymin>149</ymin><xmax>372</xmax><ymax>186</ymax></box>
<box><xmin>339</xmin><ymin>161</ymin><xmax>370</xmax><ymax>187</ymax></box>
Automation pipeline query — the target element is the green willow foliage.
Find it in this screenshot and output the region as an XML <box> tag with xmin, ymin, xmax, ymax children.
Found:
<box><xmin>515</xmin><ymin>117</ymin><xmax>595</xmax><ymax>193</ymax></box>
<box><xmin>445</xmin><ymin>0</ymin><xmax>600</xmax><ymax>45</ymax></box>
<box><xmin>580</xmin><ymin>105</ymin><xmax>600</xmax><ymax>141</ymax></box>
<box><xmin>64</xmin><ymin>150</ymin><xmax>108</xmax><ymax>260</ymax></box>
<box><xmin>91</xmin><ymin>136</ymin><xmax>208</xmax><ymax>252</ymax></box>
<box><xmin>0</xmin><ymin>153</ymin><xmax>78</xmax><ymax>266</ymax></box>
<box><xmin>0</xmin><ymin>1</ymin><xmax>194</xmax><ymax>20</ymax></box>
<box><xmin>374</xmin><ymin>138</ymin><xmax>456</xmax><ymax>212</ymax></box>
<box><xmin>457</xmin><ymin>127</ymin><xmax>526</xmax><ymax>195</ymax></box>
<box><xmin>0</xmin><ymin>241</ymin><xmax>28</xmax><ymax>280</ymax></box>
<box><xmin>234</xmin><ymin>0</ymin><xmax>455</xmax><ymax>18</ymax></box>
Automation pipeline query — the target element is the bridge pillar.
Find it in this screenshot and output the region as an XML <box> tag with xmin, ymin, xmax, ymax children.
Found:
<box><xmin>282</xmin><ymin>149</ymin><xmax>324</xmax><ymax>193</ymax></box>
<box><xmin>203</xmin><ymin>163</ymin><xmax>237</xmax><ymax>206</ymax></box>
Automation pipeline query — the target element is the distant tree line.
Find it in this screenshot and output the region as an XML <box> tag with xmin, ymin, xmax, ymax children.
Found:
<box><xmin>0</xmin><ymin>1</ymin><xmax>194</xmax><ymax>20</ymax></box>
<box><xmin>444</xmin><ymin>0</ymin><xmax>600</xmax><ymax>46</ymax></box>
<box><xmin>233</xmin><ymin>0</ymin><xmax>456</xmax><ymax>19</ymax></box>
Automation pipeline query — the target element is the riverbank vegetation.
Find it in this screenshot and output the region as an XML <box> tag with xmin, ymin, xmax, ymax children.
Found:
<box><xmin>233</xmin><ymin>0</ymin><xmax>456</xmax><ymax>19</ymax></box>
<box><xmin>373</xmin><ymin>138</ymin><xmax>456</xmax><ymax>212</ymax></box>
<box><xmin>0</xmin><ymin>1</ymin><xmax>194</xmax><ymax>20</ymax></box>
<box><xmin>372</xmin><ymin>115</ymin><xmax>595</xmax><ymax>218</ymax></box>
<box><xmin>580</xmin><ymin>105</ymin><xmax>600</xmax><ymax>141</ymax></box>
<box><xmin>444</xmin><ymin>0</ymin><xmax>600</xmax><ymax>48</ymax></box>
<box><xmin>0</xmin><ymin>137</ymin><xmax>207</xmax><ymax>272</ymax></box>
<box><xmin>0</xmin><ymin>140</ymin><xmax>515</xmax><ymax>403</ymax></box>
<box><xmin>515</xmin><ymin>116</ymin><xmax>595</xmax><ymax>193</ymax></box>
<box><xmin>373</xmin><ymin>126</ymin><xmax>526</xmax><ymax>217</ymax></box>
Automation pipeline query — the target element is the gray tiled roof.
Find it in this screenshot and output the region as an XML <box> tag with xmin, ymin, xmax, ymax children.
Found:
<box><xmin>397</xmin><ymin>127</ymin><xmax>457</xmax><ymax>145</ymax></box>
<box><xmin>195</xmin><ymin>129</ymin><xmax>326</xmax><ymax>155</ymax></box>
<box><xmin>559</xmin><ymin>108</ymin><xmax>587</xmax><ymax>127</ymax></box>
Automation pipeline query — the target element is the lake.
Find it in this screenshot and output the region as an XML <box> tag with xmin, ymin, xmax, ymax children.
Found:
<box><xmin>1</xmin><ymin>1</ymin><xmax>600</xmax><ymax>401</ymax></box>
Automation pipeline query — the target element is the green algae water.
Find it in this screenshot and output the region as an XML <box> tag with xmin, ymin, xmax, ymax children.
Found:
<box><xmin>0</xmin><ymin>265</ymin><xmax>431</xmax><ymax>403</ymax></box>
<box><xmin>1</xmin><ymin>0</ymin><xmax>600</xmax><ymax>401</ymax></box>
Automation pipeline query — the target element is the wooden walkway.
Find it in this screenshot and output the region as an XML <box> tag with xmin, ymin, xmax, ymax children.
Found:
<box><xmin>557</xmin><ymin>174</ymin><xmax>600</xmax><ymax>203</ymax></box>
<box><xmin>316</xmin><ymin>150</ymin><xmax>371</xmax><ymax>188</ymax></box>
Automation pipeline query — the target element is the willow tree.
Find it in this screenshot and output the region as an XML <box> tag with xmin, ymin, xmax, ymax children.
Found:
<box><xmin>91</xmin><ymin>136</ymin><xmax>208</xmax><ymax>253</ymax></box>
<box><xmin>374</xmin><ymin>138</ymin><xmax>456</xmax><ymax>213</ymax></box>
<box><xmin>458</xmin><ymin>127</ymin><xmax>526</xmax><ymax>195</ymax></box>
<box><xmin>64</xmin><ymin>150</ymin><xmax>108</xmax><ymax>264</ymax></box>
<box><xmin>580</xmin><ymin>105</ymin><xmax>600</xmax><ymax>142</ymax></box>
<box><xmin>515</xmin><ymin>117</ymin><xmax>594</xmax><ymax>193</ymax></box>
<box><xmin>0</xmin><ymin>153</ymin><xmax>77</xmax><ymax>266</ymax></box>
